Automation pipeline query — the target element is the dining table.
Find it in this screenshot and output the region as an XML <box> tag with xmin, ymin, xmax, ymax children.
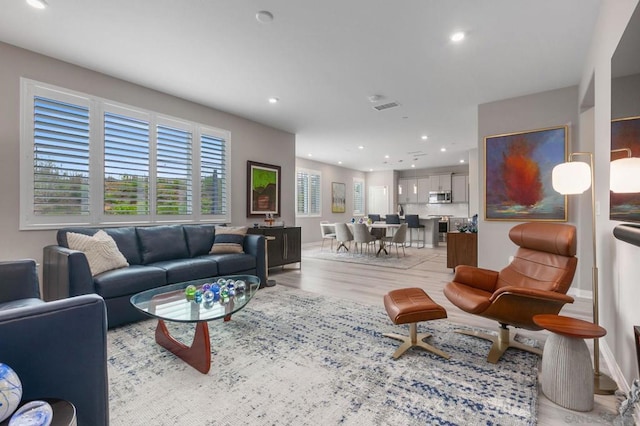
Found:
<box><xmin>342</xmin><ymin>222</ymin><xmax>400</xmax><ymax>257</ymax></box>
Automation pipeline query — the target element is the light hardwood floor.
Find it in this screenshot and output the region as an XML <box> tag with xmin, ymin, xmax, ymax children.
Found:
<box><xmin>268</xmin><ymin>241</ymin><xmax>619</xmax><ymax>425</ymax></box>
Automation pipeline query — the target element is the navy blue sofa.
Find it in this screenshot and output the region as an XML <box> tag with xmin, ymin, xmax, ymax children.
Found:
<box><xmin>0</xmin><ymin>259</ymin><xmax>109</xmax><ymax>426</ymax></box>
<box><xmin>43</xmin><ymin>224</ymin><xmax>266</xmax><ymax>328</ymax></box>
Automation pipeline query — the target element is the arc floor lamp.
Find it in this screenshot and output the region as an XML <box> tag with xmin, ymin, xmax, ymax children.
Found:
<box><xmin>552</xmin><ymin>148</ymin><xmax>640</xmax><ymax>395</ymax></box>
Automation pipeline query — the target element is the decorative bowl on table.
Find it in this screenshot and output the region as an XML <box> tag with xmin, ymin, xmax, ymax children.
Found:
<box><xmin>8</xmin><ymin>400</ymin><xmax>53</xmax><ymax>426</ymax></box>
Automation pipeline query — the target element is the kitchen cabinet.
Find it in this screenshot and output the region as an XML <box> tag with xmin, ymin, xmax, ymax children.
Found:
<box><xmin>417</xmin><ymin>178</ymin><xmax>430</xmax><ymax>203</ymax></box>
<box><xmin>397</xmin><ymin>178</ymin><xmax>417</xmax><ymax>204</ymax></box>
<box><xmin>452</xmin><ymin>175</ymin><xmax>468</xmax><ymax>203</ymax></box>
<box><xmin>247</xmin><ymin>227</ymin><xmax>301</xmax><ymax>268</ymax></box>
<box><xmin>429</xmin><ymin>174</ymin><xmax>452</xmax><ymax>192</ymax></box>
<box><xmin>446</xmin><ymin>232</ymin><xmax>477</xmax><ymax>270</ymax></box>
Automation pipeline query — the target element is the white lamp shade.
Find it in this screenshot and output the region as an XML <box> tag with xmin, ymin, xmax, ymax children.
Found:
<box><xmin>552</xmin><ymin>161</ymin><xmax>591</xmax><ymax>194</ymax></box>
<box><xmin>610</xmin><ymin>157</ymin><xmax>640</xmax><ymax>193</ymax></box>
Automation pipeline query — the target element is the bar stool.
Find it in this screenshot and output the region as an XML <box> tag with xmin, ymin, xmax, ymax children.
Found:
<box><xmin>405</xmin><ymin>214</ymin><xmax>425</xmax><ymax>248</ymax></box>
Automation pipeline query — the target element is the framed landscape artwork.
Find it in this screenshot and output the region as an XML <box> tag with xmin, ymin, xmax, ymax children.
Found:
<box><xmin>331</xmin><ymin>182</ymin><xmax>346</xmax><ymax>213</ymax></box>
<box><xmin>247</xmin><ymin>161</ymin><xmax>281</xmax><ymax>217</ymax></box>
<box><xmin>484</xmin><ymin>125</ymin><xmax>567</xmax><ymax>221</ymax></box>
<box><xmin>610</xmin><ymin>116</ymin><xmax>640</xmax><ymax>223</ymax></box>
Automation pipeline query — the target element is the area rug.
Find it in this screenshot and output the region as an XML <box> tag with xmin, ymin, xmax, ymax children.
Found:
<box><xmin>107</xmin><ymin>286</ymin><xmax>539</xmax><ymax>426</ymax></box>
<box><xmin>302</xmin><ymin>245</ymin><xmax>439</xmax><ymax>270</ymax></box>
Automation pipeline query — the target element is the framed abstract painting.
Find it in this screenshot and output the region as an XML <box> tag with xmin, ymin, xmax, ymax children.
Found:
<box><xmin>331</xmin><ymin>182</ymin><xmax>346</xmax><ymax>213</ymax></box>
<box><xmin>610</xmin><ymin>116</ymin><xmax>640</xmax><ymax>223</ymax></box>
<box><xmin>484</xmin><ymin>125</ymin><xmax>567</xmax><ymax>221</ymax></box>
<box><xmin>247</xmin><ymin>161</ymin><xmax>281</xmax><ymax>217</ymax></box>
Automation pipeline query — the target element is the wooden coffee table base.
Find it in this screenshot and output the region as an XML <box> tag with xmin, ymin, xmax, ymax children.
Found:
<box><xmin>155</xmin><ymin>320</ymin><xmax>211</xmax><ymax>374</ymax></box>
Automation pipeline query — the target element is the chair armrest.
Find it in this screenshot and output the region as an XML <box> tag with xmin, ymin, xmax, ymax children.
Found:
<box><xmin>43</xmin><ymin>245</ymin><xmax>94</xmax><ymax>301</ymax></box>
<box><xmin>242</xmin><ymin>234</ymin><xmax>267</xmax><ymax>287</ymax></box>
<box><xmin>0</xmin><ymin>259</ymin><xmax>39</xmax><ymax>303</ymax></box>
<box><xmin>491</xmin><ymin>286</ymin><xmax>575</xmax><ymax>304</ymax></box>
<box><xmin>452</xmin><ymin>265</ymin><xmax>500</xmax><ymax>293</ymax></box>
<box><xmin>0</xmin><ymin>294</ymin><xmax>109</xmax><ymax>426</ymax></box>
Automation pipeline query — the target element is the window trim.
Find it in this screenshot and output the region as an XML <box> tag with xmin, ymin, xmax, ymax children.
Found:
<box><xmin>20</xmin><ymin>78</ymin><xmax>232</xmax><ymax>230</ymax></box>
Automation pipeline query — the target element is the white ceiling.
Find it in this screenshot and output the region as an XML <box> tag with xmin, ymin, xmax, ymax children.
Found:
<box><xmin>0</xmin><ymin>0</ymin><xmax>601</xmax><ymax>171</ymax></box>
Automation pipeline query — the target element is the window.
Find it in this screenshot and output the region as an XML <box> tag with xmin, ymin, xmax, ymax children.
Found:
<box><xmin>296</xmin><ymin>168</ymin><xmax>321</xmax><ymax>216</ymax></box>
<box><xmin>21</xmin><ymin>79</ymin><xmax>231</xmax><ymax>229</ymax></box>
<box><xmin>353</xmin><ymin>178</ymin><xmax>364</xmax><ymax>215</ymax></box>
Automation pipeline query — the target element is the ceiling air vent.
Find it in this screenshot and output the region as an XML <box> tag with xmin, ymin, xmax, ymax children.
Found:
<box><xmin>373</xmin><ymin>101</ymin><xmax>400</xmax><ymax>111</ymax></box>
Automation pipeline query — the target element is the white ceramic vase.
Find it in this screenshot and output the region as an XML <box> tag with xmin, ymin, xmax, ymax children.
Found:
<box><xmin>0</xmin><ymin>363</ymin><xmax>22</xmax><ymax>422</ymax></box>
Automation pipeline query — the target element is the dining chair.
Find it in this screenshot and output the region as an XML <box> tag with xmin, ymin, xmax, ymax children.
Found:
<box><xmin>319</xmin><ymin>221</ymin><xmax>336</xmax><ymax>251</ymax></box>
<box><xmin>385</xmin><ymin>214</ymin><xmax>400</xmax><ymax>224</ymax></box>
<box><xmin>368</xmin><ymin>214</ymin><xmax>381</xmax><ymax>223</ymax></box>
<box><xmin>405</xmin><ymin>214</ymin><xmax>425</xmax><ymax>248</ymax></box>
<box><xmin>334</xmin><ymin>223</ymin><xmax>353</xmax><ymax>253</ymax></box>
<box><xmin>382</xmin><ymin>223</ymin><xmax>408</xmax><ymax>257</ymax></box>
<box><xmin>352</xmin><ymin>223</ymin><xmax>377</xmax><ymax>255</ymax></box>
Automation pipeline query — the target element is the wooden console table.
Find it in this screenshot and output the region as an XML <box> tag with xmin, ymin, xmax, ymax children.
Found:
<box><xmin>446</xmin><ymin>232</ymin><xmax>477</xmax><ymax>270</ymax></box>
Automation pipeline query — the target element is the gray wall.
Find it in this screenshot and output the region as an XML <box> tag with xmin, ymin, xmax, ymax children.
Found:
<box><xmin>0</xmin><ymin>42</ymin><xmax>295</xmax><ymax>269</ymax></box>
<box><xmin>583</xmin><ymin>0</ymin><xmax>640</xmax><ymax>386</ymax></box>
<box><xmin>294</xmin><ymin>157</ymin><xmax>366</xmax><ymax>244</ymax></box>
<box><xmin>476</xmin><ymin>86</ymin><xmax>585</xmax><ymax>289</ymax></box>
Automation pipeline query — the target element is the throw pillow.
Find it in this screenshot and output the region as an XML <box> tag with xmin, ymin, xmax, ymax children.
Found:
<box><xmin>67</xmin><ymin>230</ymin><xmax>129</xmax><ymax>276</ymax></box>
<box><xmin>210</xmin><ymin>226</ymin><xmax>248</xmax><ymax>254</ymax></box>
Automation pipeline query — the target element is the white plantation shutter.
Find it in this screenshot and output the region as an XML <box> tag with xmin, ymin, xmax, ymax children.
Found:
<box><xmin>156</xmin><ymin>122</ymin><xmax>193</xmax><ymax>215</ymax></box>
<box><xmin>21</xmin><ymin>79</ymin><xmax>232</xmax><ymax>228</ymax></box>
<box><xmin>200</xmin><ymin>132</ymin><xmax>227</xmax><ymax>216</ymax></box>
<box><xmin>296</xmin><ymin>168</ymin><xmax>321</xmax><ymax>216</ymax></box>
<box><xmin>103</xmin><ymin>109</ymin><xmax>150</xmax><ymax>216</ymax></box>
<box><xmin>32</xmin><ymin>96</ymin><xmax>90</xmax><ymax>216</ymax></box>
<box><xmin>353</xmin><ymin>178</ymin><xmax>364</xmax><ymax>215</ymax></box>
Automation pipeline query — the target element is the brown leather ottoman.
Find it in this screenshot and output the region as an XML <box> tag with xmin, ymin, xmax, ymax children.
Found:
<box><xmin>383</xmin><ymin>287</ymin><xmax>449</xmax><ymax>359</ymax></box>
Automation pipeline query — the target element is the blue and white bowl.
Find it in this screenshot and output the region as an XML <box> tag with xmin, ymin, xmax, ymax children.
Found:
<box><xmin>0</xmin><ymin>363</ymin><xmax>22</xmax><ymax>422</ymax></box>
<box><xmin>9</xmin><ymin>400</ymin><xmax>53</xmax><ymax>426</ymax></box>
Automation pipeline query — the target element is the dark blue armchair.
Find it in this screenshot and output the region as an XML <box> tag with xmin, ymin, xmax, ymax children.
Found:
<box><xmin>0</xmin><ymin>260</ymin><xmax>109</xmax><ymax>426</ymax></box>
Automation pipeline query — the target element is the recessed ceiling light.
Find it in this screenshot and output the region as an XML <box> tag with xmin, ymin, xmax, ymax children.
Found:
<box><xmin>307</xmin><ymin>153</ymin><xmax>312</xmax><ymax>157</ymax></box>
<box><xmin>256</xmin><ymin>10</ymin><xmax>274</xmax><ymax>23</ymax></box>
<box><xmin>451</xmin><ymin>32</ymin><xmax>465</xmax><ymax>42</ymax></box>
<box><xmin>459</xmin><ymin>159</ymin><xmax>465</xmax><ymax>163</ymax></box>
<box><xmin>358</xmin><ymin>145</ymin><xmax>364</xmax><ymax>150</ymax></box>
<box><xmin>369</xmin><ymin>168</ymin><xmax>374</xmax><ymax>172</ymax></box>
<box><xmin>384</xmin><ymin>155</ymin><xmax>389</xmax><ymax>159</ymax></box>
<box><xmin>421</xmin><ymin>135</ymin><xmax>428</xmax><ymax>140</ymax></box>
<box><xmin>26</xmin><ymin>0</ymin><xmax>47</xmax><ymax>8</ymax></box>
<box><xmin>440</xmin><ymin>147</ymin><xmax>446</xmax><ymax>152</ymax></box>
<box><xmin>338</xmin><ymin>161</ymin><xmax>342</xmax><ymax>165</ymax></box>
<box><xmin>411</xmin><ymin>164</ymin><xmax>416</xmax><ymax>168</ymax></box>
<box><xmin>268</xmin><ymin>97</ymin><xmax>279</xmax><ymax>104</ymax></box>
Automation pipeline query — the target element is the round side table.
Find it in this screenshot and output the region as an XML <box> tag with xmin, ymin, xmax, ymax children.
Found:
<box><xmin>0</xmin><ymin>399</ymin><xmax>76</xmax><ymax>426</ymax></box>
<box><xmin>533</xmin><ymin>314</ymin><xmax>606</xmax><ymax>412</ymax></box>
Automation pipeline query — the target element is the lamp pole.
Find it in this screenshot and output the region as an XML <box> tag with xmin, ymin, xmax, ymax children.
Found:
<box><xmin>568</xmin><ymin>152</ymin><xmax>617</xmax><ymax>395</ymax></box>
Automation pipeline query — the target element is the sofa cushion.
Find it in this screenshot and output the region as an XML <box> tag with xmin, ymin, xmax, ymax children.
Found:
<box><xmin>204</xmin><ymin>253</ymin><xmax>256</xmax><ymax>275</ymax></box>
<box><xmin>183</xmin><ymin>225</ymin><xmax>215</xmax><ymax>257</ymax></box>
<box><xmin>93</xmin><ymin>265</ymin><xmax>167</xmax><ymax>299</ymax></box>
<box><xmin>210</xmin><ymin>226</ymin><xmax>248</xmax><ymax>254</ymax></box>
<box><xmin>149</xmin><ymin>258</ymin><xmax>219</xmax><ymax>284</ymax></box>
<box><xmin>137</xmin><ymin>225</ymin><xmax>189</xmax><ymax>264</ymax></box>
<box><xmin>67</xmin><ymin>230</ymin><xmax>129</xmax><ymax>276</ymax></box>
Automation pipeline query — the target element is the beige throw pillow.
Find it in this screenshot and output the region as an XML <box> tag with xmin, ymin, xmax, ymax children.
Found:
<box><xmin>210</xmin><ymin>226</ymin><xmax>248</xmax><ymax>254</ymax></box>
<box><xmin>67</xmin><ymin>230</ymin><xmax>129</xmax><ymax>276</ymax></box>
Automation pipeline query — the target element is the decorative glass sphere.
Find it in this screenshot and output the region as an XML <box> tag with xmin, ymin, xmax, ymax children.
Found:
<box><xmin>0</xmin><ymin>363</ymin><xmax>22</xmax><ymax>422</ymax></box>
<box><xmin>217</xmin><ymin>278</ymin><xmax>227</xmax><ymax>285</ymax></box>
<box><xmin>185</xmin><ymin>285</ymin><xmax>197</xmax><ymax>299</ymax></box>
<box><xmin>194</xmin><ymin>290</ymin><xmax>203</xmax><ymax>303</ymax></box>
<box><xmin>211</xmin><ymin>283</ymin><xmax>220</xmax><ymax>295</ymax></box>
<box><xmin>220</xmin><ymin>288</ymin><xmax>229</xmax><ymax>299</ymax></box>
<box><xmin>203</xmin><ymin>290</ymin><xmax>214</xmax><ymax>303</ymax></box>
<box><xmin>228</xmin><ymin>288</ymin><xmax>236</xmax><ymax>297</ymax></box>
<box><xmin>201</xmin><ymin>283</ymin><xmax>211</xmax><ymax>292</ymax></box>
<box><xmin>235</xmin><ymin>280</ymin><xmax>246</xmax><ymax>292</ymax></box>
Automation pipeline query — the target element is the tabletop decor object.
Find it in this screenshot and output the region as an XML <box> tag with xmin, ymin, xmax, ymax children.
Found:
<box><xmin>8</xmin><ymin>400</ymin><xmax>52</xmax><ymax>426</ymax></box>
<box><xmin>0</xmin><ymin>363</ymin><xmax>22</xmax><ymax>422</ymax></box>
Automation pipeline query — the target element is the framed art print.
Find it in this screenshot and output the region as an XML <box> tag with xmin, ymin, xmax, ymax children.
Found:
<box><xmin>484</xmin><ymin>125</ymin><xmax>567</xmax><ymax>221</ymax></box>
<box><xmin>331</xmin><ymin>182</ymin><xmax>346</xmax><ymax>213</ymax></box>
<box><xmin>610</xmin><ymin>116</ymin><xmax>640</xmax><ymax>223</ymax></box>
<box><xmin>247</xmin><ymin>161</ymin><xmax>281</xmax><ymax>217</ymax></box>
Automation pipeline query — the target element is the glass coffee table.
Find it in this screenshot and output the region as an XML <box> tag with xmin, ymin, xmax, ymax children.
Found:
<box><xmin>130</xmin><ymin>275</ymin><xmax>260</xmax><ymax>374</ymax></box>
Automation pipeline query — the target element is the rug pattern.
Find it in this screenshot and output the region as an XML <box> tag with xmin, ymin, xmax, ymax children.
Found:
<box><xmin>302</xmin><ymin>246</ymin><xmax>440</xmax><ymax>269</ymax></box>
<box><xmin>107</xmin><ymin>286</ymin><xmax>539</xmax><ymax>425</ymax></box>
